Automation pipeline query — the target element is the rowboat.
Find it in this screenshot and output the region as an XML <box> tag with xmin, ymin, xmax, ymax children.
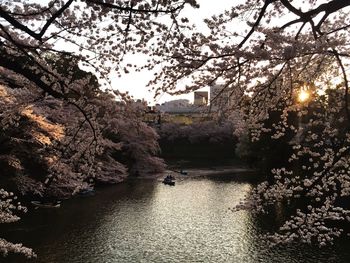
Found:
<box><xmin>31</xmin><ymin>201</ymin><xmax>61</xmax><ymax>208</ymax></box>
<box><xmin>162</xmin><ymin>175</ymin><xmax>175</xmax><ymax>186</ymax></box>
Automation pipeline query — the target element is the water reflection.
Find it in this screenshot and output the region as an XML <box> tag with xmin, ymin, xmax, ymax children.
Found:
<box><xmin>3</xmin><ymin>177</ymin><xmax>350</xmax><ymax>263</ymax></box>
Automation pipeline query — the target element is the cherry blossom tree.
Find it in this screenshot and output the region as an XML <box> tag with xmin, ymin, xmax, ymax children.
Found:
<box><xmin>0</xmin><ymin>189</ymin><xmax>35</xmax><ymax>258</ymax></box>
<box><xmin>148</xmin><ymin>0</ymin><xmax>350</xmax><ymax>246</ymax></box>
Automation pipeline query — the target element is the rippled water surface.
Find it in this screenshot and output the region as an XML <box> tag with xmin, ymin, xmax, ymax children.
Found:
<box><xmin>3</xmin><ymin>176</ymin><xmax>350</xmax><ymax>262</ymax></box>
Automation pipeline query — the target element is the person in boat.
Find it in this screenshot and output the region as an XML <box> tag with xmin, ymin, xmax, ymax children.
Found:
<box><xmin>164</xmin><ymin>174</ymin><xmax>175</xmax><ymax>181</ymax></box>
<box><xmin>166</xmin><ymin>174</ymin><xmax>175</xmax><ymax>181</ymax></box>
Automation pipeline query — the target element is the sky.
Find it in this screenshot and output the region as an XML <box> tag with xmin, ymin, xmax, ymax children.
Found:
<box><xmin>110</xmin><ymin>0</ymin><xmax>236</xmax><ymax>105</ymax></box>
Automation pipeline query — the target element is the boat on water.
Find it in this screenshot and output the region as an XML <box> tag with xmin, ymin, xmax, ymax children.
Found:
<box><xmin>179</xmin><ymin>170</ymin><xmax>188</xmax><ymax>175</ymax></box>
<box><xmin>162</xmin><ymin>175</ymin><xmax>175</xmax><ymax>186</ymax></box>
<box><xmin>31</xmin><ymin>201</ymin><xmax>61</xmax><ymax>208</ymax></box>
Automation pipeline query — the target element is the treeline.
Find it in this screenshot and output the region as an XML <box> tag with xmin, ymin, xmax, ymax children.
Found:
<box><xmin>157</xmin><ymin>121</ymin><xmax>237</xmax><ymax>161</ymax></box>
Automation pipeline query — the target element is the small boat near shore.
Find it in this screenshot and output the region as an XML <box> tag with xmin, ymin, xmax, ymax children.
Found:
<box><xmin>162</xmin><ymin>175</ymin><xmax>175</xmax><ymax>186</ymax></box>
<box><xmin>31</xmin><ymin>201</ymin><xmax>61</xmax><ymax>208</ymax></box>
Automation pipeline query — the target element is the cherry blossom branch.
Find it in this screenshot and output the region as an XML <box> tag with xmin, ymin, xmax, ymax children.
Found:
<box><xmin>4</xmin><ymin>0</ymin><xmax>58</xmax><ymax>17</ymax></box>
<box><xmin>0</xmin><ymin>45</ymin><xmax>64</xmax><ymax>98</ymax></box>
<box><xmin>0</xmin><ymin>0</ymin><xmax>189</xmax><ymax>43</ymax></box>
<box><xmin>331</xmin><ymin>49</ymin><xmax>350</xmax><ymax>124</ymax></box>
<box><xmin>280</xmin><ymin>0</ymin><xmax>350</xmax><ymax>37</ymax></box>
<box><xmin>238</xmin><ymin>0</ymin><xmax>275</xmax><ymax>48</ymax></box>
<box><xmin>38</xmin><ymin>0</ymin><xmax>74</xmax><ymax>40</ymax></box>
<box><xmin>86</xmin><ymin>0</ymin><xmax>186</xmax><ymax>14</ymax></box>
<box><xmin>326</xmin><ymin>24</ymin><xmax>350</xmax><ymax>36</ymax></box>
<box><xmin>0</xmin><ymin>6</ymin><xmax>41</xmax><ymax>40</ymax></box>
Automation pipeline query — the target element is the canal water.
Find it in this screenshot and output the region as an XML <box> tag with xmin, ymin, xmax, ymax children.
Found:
<box><xmin>3</xmin><ymin>175</ymin><xmax>350</xmax><ymax>262</ymax></box>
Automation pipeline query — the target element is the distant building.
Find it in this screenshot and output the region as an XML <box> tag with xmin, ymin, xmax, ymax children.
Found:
<box><xmin>194</xmin><ymin>91</ymin><xmax>208</xmax><ymax>106</ymax></box>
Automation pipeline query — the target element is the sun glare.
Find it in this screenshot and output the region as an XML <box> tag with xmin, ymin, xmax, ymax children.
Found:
<box><xmin>298</xmin><ymin>90</ymin><xmax>310</xmax><ymax>103</ymax></box>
